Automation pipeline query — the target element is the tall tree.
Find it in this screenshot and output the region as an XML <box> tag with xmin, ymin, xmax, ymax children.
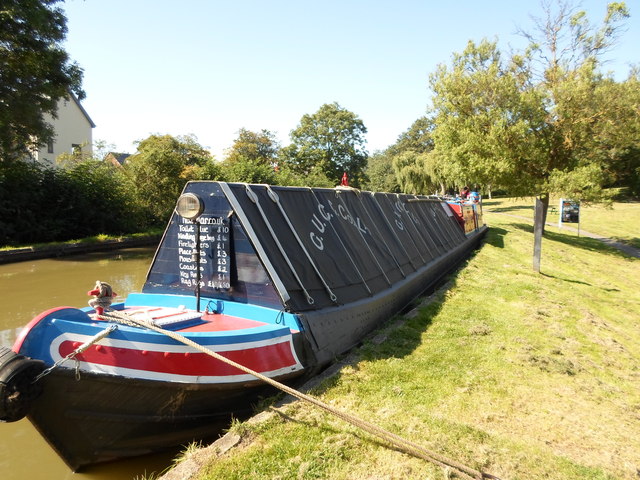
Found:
<box><xmin>285</xmin><ymin>102</ymin><xmax>368</xmax><ymax>187</ymax></box>
<box><xmin>0</xmin><ymin>0</ymin><xmax>84</xmax><ymax>161</ymax></box>
<box><xmin>224</xmin><ymin>128</ymin><xmax>280</xmax><ymax>166</ymax></box>
<box><xmin>221</xmin><ymin>128</ymin><xmax>280</xmax><ymax>183</ymax></box>
<box><xmin>385</xmin><ymin>116</ymin><xmax>441</xmax><ymax>194</ymax></box>
<box><xmin>519</xmin><ymin>1</ymin><xmax>632</xmax><ymax>207</ymax></box>
<box><xmin>594</xmin><ymin>71</ymin><xmax>640</xmax><ymax>197</ymax></box>
<box><xmin>123</xmin><ymin>134</ymin><xmax>219</xmax><ymax>224</ymax></box>
<box><xmin>423</xmin><ymin>1</ymin><xmax>632</xmax><ymax>270</ymax></box>
<box><xmin>422</xmin><ymin>1</ymin><xmax>637</xmax><ymax>270</ymax></box>
<box><xmin>425</xmin><ymin>2</ymin><xmax>632</xmax><ymax>198</ymax></box>
<box><xmin>363</xmin><ymin>151</ymin><xmax>400</xmax><ymax>193</ymax></box>
<box><xmin>386</xmin><ymin>116</ymin><xmax>434</xmax><ymax>158</ymax></box>
<box><xmin>428</xmin><ymin>39</ymin><xmax>545</xmax><ymax>195</ymax></box>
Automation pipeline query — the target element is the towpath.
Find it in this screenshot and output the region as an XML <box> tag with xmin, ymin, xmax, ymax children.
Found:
<box><xmin>486</xmin><ymin>210</ymin><xmax>640</xmax><ymax>258</ymax></box>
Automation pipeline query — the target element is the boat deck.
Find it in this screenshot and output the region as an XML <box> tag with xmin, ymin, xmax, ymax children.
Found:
<box><xmin>121</xmin><ymin>305</ymin><xmax>269</xmax><ymax>332</ymax></box>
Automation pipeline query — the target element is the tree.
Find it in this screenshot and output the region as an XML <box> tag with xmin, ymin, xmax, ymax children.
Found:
<box><xmin>421</xmin><ymin>1</ymin><xmax>632</xmax><ymax>270</ymax></box>
<box><xmin>385</xmin><ymin>116</ymin><xmax>434</xmax><ymax>158</ymax></box>
<box><xmin>284</xmin><ymin>102</ymin><xmax>368</xmax><ymax>187</ymax></box>
<box><xmin>428</xmin><ymin>39</ymin><xmax>546</xmax><ymax>196</ymax></box>
<box><xmin>571</xmin><ymin>70</ymin><xmax>640</xmax><ymax>197</ymax></box>
<box><xmin>0</xmin><ymin>0</ymin><xmax>84</xmax><ymax>161</ymax></box>
<box><xmin>393</xmin><ymin>150</ymin><xmax>448</xmax><ymax>195</ymax></box>
<box><xmin>123</xmin><ymin>134</ymin><xmax>219</xmax><ymax>224</ymax></box>
<box><xmin>224</xmin><ymin>128</ymin><xmax>280</xmax><ymax>166</ymax></box>
<box><xmin>424</xmin><ymin>2</ymin><xmax>632</xmax><ymax>201</ymax></box>
<box><xmin>363</xmin><ymin>151</ymin><xmax>400</xmax><ymax>193</ymax></box>
<box><xmin>221</xmin><ymin>128</ymin><xmax>280</xmax><ymax>184</ymax></box>
<box><xmin>382</xmin><ymin>116</ymin><xmax>441</xmax><ymax>194</ymax></box>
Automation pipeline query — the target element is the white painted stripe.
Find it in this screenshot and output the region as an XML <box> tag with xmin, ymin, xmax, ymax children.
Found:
<box><xmin>49</xmin><ymin>332</ymin><xmax>291</xmax><ymax>357</ymax></box>
<box><xmin>68</xmin><ymin>360</ymin><xmax>303</xmax><ymax>384</ymax></box>
<box><xmin>48</xmin><ymin>333</ymin><xmax>304</xmax><ymax>384</ymax></box>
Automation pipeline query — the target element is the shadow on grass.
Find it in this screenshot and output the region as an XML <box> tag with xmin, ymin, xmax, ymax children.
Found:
<box><xmin>540</xmin><ymin>272</ymin><xmax>592</xmax><ymax>286</ymax></box>
<box><xmin>308</xmin><ymin>278</ymin><xmax>458</xmax><ymax>397</ymax></box>
<box><xmin>485</xmin><ymin>205</ymin><xmax>533</xmax><ymax>213</ymax></box>
<box><xmin>257</xmin><ymin>236</ymin><xmax>489</xmax><ymax>407</ymax></box>
<box><xmin>311</xmin><ymin>235</ymin><xmax>492</xmax><ymax>386</ymax></box>
<box><xmin>622</xmin><ymin>236</ymin><xmax>640</xmax><ymax>249</ymax></box>
<box><xmin>485</xmin><ymin>227</ymin><xmax>507</xmax><ymax>249</ymax></box>
<box><xmin>510</xmin><ymin>222</ymin><xmax>633</xmax><ymax>259</ymax></box>
<box><xmin>540</xmin><ymin>272</ymin><xmax>621</xmax><ymax>291</ymax></box>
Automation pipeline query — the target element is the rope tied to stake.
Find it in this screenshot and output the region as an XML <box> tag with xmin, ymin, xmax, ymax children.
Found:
<box><xmin>99</xmin><ymin>311</ymin><xmax>500</xmax><ymax>480</ymax></box>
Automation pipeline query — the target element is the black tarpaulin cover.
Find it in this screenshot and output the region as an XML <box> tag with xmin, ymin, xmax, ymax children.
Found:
<box><xmin>143</xmin><ymin>182</ymin><xmax>468</xmax><ymax>313</ymax></box>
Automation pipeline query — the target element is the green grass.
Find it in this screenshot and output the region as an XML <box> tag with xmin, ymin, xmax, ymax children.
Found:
<box><xmin>171</xmin><ymin>200</ymin><xmax>639</xmax><ymax>480</ymax></box>
<box><xmin>484</xmin><ymin>196</ymin><xmax>640</xmax><ymax>248</ymax></box>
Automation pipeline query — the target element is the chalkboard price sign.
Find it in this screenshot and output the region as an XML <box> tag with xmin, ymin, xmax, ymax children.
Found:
<box><xmin>177</xmin><ymin>216</ymin><xmax>231</xmax><ymax>290</ymax></box>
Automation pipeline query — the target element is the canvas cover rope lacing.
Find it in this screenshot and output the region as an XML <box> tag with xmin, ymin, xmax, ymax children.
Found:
<box><xmin>98</xmin><ymin>310</ymin><xmax>500</xmax><ymax>480</ymax></box>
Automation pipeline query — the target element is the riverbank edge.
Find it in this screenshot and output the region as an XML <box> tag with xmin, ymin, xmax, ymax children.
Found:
<box><xmin>0</xmin><ymin>234</ymin><xmax>162</xmax><ymax>265</ymax></box>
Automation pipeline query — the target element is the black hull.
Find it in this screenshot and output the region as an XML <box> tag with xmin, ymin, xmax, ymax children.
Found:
<box><xmin>27</xmin><ymin>369</ymin><xmax>294</xmax><ymax>471</ymax></box>
<box><xmin>301</xmin><ymin>226</ymin><xmax>488</xmax><ymax>366</ymax></box>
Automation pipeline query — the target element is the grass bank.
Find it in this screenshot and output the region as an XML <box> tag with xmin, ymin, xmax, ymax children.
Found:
<box><xmin>485</xmin><ymin>197</ymin><xmax>640</xmax><ymax>248</ymax></box>
<box><xmin>0</xmin><ymin>229</ymin><xmax>163</xmax><ymax>264</ymax></box>
<box><xmin>0</xmin><ymin>229</ymin><xmax>164</xmax><ymax>252</ymax></box>
<box><xmin>163</xmin><ymin>200</ymin><xmax>639</xmax><ymax>480</ymax></box>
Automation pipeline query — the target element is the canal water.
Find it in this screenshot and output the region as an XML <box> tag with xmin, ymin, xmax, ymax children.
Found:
<box><xmin>0</xmin><ymin>247</ymin><xmax>183</xmax><ymax>480</ymax></box>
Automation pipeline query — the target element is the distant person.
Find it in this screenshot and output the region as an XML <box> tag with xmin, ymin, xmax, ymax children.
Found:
<box><xmin>460</xmin><ymin>186</ymin><xmax>470</xmax><ymax>199</ymax></box>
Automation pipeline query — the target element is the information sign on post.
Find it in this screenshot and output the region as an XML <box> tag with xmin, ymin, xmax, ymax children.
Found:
<box><xmin>558</xmin><ymin>198</ymin><xmax>580</xmax><ymax>235</ymax></box>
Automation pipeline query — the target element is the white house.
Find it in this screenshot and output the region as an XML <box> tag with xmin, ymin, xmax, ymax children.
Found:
<box><xmin>30</xmin><ymin>93</ymin><xmax>96</xmax><ymax>165</ymax></box>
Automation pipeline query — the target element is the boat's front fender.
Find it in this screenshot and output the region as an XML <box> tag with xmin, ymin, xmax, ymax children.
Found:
<box><xmin>0</xmin><ymin>346</ymin><xmax>45</xmax><ymax>422</ymax></box>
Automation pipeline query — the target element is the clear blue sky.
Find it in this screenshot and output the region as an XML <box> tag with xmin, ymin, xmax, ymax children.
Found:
<box><xmin>62</xmin><ymin>0</ymin><xmax>639</xmax><ymax>159</ymax></box>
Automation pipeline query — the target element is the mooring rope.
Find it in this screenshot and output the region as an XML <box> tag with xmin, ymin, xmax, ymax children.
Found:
<box><xmin>33</xmin><ymin>324</ymin><xmax>118</xmax><ymax>383</ymax></box>
<box><xmin>99</xmin><ymin>310</ymin><xmax>499</xmax><ymax>480</ymax></box>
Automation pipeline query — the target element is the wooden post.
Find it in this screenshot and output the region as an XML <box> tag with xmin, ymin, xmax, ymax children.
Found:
<box><xmin>533</xmin><ymin>196</ymin><xmax>544</xmax><ymax>272</ymax></box>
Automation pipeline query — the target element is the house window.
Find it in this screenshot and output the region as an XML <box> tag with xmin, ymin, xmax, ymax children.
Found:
<box><xmin>47</xmin><ymin>140</ymin><xmax>54</xmax><ymax>154</ymax></box>
<box><xmin>71</xmin><ymin>144</ymin><xmax>81</xmax><ymax>153</ymax></box>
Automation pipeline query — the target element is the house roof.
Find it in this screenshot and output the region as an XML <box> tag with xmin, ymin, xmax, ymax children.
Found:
<box><xmin>105</xmin><ymin>152</ymin><xmax>131</xmax><ymax>166</ymax></box>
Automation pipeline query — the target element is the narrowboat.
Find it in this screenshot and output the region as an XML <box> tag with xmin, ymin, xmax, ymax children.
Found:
<box><xmin>0</xmin><ymin>182</ymin><xmax>486</xmax><ymax>470</ymax></box>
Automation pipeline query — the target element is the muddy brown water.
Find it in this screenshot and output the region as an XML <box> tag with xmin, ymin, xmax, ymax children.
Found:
<box><xmin>0</xmin><ymin>247</ymin><xmax>185</xmax><ymax>480</ymax></box>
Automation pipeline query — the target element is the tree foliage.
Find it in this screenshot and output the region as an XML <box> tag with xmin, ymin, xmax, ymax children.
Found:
<box><xmin>382</xmin><ymin>116</ymin><xmax>439</xmax><ymax>194</ymax></box>
<box><xmin>224</xmin><ymin>128</ymin><xmax>280</xmax><ymax>166</ymax></box>
<box><xmin>221</xmin><ymin>128</ymin><xmax>280</xmax><ymax>184</ymax></box>
<box><xmin>0</xmin><ymin>0</ymin><xmax>84</xmax><ymax>161</ymax></box>
<box><xmin>363</xmin><ymin>151</ymin><xmax>400</xmax><ymax>193</ymax></box>
<box><xmin>123</xmin><ymin>134</ymin><xmax>220</xmax><ymax>224</ymax></box>
<box><xmin>397</xmin><ymin>1</ymin><xmax>636</xmax><ymax>204</ymax></box>
<box><xmin>284</xmin><ymin>102</ymin><xmax>368</xmax><ymax>187</ymax></box>
<box><xmin>218</xmin><ymin>127</ymin><xmax>339</xmax><ymax>187</ymax></box>
<box><xmin>427</xmin><ymin>39</ymin><xmax>546</xmax><ymax>196</ymax></box>
<box><xmin>385</xmin><ymin>116</ymin><xmax>434</xmax><ymax>158</ymax></box>
<box><xmin>0</xmin><ymin>160</ymin><xmax>139</xmax><ymax>245</ymax></box>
